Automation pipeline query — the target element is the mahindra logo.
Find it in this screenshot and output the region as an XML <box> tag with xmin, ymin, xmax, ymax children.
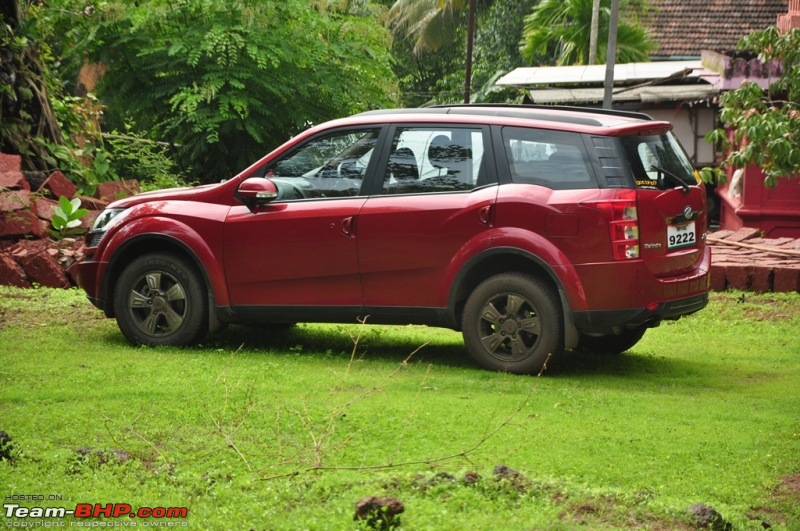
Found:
<box><xmin>683</xmin><ymin>205</ymin><xmax>694</xmax><ymax>218</ymax></box>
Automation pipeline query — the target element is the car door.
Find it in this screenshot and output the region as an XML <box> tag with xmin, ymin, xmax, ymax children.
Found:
<box><xmin>357</xmin><ymin>125</ymin><xmax>498</xmax><ymax>311</ymax></box>
<box><xmin>223</xmin><ymin>127</ymin><xmax>382</xmax><ymax>310</ymax></box>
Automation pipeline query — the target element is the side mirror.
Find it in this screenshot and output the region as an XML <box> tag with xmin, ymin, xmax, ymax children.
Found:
<box><xmin>238</xmin><ymin>178</ymin><xmax>278</xmax><ymax>206</ymax></box>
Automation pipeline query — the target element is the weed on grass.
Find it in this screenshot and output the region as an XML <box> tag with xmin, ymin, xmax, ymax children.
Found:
<box><xmin>0</xmin><ymin>286</ymin><xmax>798</xmax><ymax>529</ymax></box>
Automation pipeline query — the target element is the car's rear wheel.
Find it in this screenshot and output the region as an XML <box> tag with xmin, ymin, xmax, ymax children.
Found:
<box><xmin>462</xmin><ymin>273</ymin><xmax>563</xmax><ymax>375</ymax></box>
<box><xmin>113</xmin><ymin>253</ymin><xmax>208</xmax><ymax>346</ymax></box>
<box><xmin>576</xmin><ymin>327</ymin><xmax>647</xmax><ymax>355</ymax></box>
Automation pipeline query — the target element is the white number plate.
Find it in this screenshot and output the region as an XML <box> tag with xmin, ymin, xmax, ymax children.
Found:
<box><xmin>667</xmin><ymin>222</ymin><xmax>696</xmax><ymax>249</ymax></box>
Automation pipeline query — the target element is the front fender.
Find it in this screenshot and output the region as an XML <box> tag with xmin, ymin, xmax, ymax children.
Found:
<box><xmin>98</xmin><ymin>211</ymin><xmax>229</xmax><ymax>310</ymax></box>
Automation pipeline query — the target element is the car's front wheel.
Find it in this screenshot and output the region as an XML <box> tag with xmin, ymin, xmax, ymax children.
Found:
<box><xmin>113</xmin><ymin>253</ymin><xmax>208</xmax><ymax>346</ymax></box>
<box><xmin>462</xmin><ymin>273</ymin><xmax>563</xmax><ymax>375</ymax></box>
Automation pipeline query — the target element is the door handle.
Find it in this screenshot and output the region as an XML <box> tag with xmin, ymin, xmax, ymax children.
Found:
<box><xmin>341</xmin><ymin>216</ymin><xmax>354</xmax><ymax>237</ymax></box>
<box><xmin>479</xmin><ymin>205</ymin><xmax>493</xmax><ymax>227</ymax></box>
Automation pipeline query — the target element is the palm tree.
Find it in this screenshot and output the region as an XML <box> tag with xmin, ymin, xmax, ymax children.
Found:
<box><xmin>388</xmin><ymin>0</ymin><xmax>471</xmax><ymax>55</ymax></box>
<box><xmin>520</xmin><ymin>0</ymin><xmax>656</xmax><ymax>66</ymax></box>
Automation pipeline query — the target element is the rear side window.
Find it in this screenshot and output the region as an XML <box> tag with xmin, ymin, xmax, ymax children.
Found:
<box><xmin>502</xmin><ymin>127</ymin><xmax>596</xmax><ymax>189</ymax></box>
<box><xmin>621</xmin><ymin>132</ymin><xmax>697</xmax><ymax>190</ymax></box>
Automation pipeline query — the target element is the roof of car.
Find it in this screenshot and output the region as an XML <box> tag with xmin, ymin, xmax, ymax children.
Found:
<box><xmin>354</xmin><ymin>104</ymin><xmax>661</xmax><ymax>132</ymax></box>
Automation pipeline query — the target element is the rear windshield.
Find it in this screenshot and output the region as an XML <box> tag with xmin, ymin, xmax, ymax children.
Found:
<box><xmin>621</xmin><ymin>132</ymin><xmax>696</xmax><ymax>190</ymax></box>
<box><xmin>501</xmin><ymin>127</ymin><xmax>597</xmax><ymax>190</ymax></box>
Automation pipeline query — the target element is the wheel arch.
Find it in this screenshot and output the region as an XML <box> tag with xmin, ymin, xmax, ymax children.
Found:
<box><xmin>448</xmin><ymin>247</ymin><xmax>580</xmax><ymax>349</ymax></box>
<box><xmin>101</xmin><ymin>233</ymin><xmax>224</xmax><ymax>332</ymax></box>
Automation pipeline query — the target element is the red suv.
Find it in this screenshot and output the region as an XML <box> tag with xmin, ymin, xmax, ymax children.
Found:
<box><xmin>77</xmin><ymin>105</ymin><xmax>710</xmax><ymax>374</ymax></box>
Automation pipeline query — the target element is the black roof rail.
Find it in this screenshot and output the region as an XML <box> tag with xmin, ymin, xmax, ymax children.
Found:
<box><xmin>432</xmin><ymin>103</ymin><xmax>653</xmax><ymax>121</ymax></box>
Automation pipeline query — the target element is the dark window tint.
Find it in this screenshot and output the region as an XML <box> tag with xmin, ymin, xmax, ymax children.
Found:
<box><xmin>502</xmin><ymin>127</ymin><xmax>596</xmax><ymax>189</ymax></box>
<box><xmin>621</xmin><ymin>132</ymin><xmax>697</xmax><ymax>190</ymax></box>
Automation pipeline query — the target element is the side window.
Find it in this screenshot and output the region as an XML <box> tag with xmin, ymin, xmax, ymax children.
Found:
<box><xmin>264</xmin><ymin>128</ymin><xmax>380</xmax><ymax>199</ymax></box>
<box><xmin>502</xmin><ymin>127</ymin><xmax>596</xmax><ymax>190</ymax></box>
<box><xmin>381</xmin><ymin>127</ymin><xmax>487</xmax><ymax>195</ymax></box>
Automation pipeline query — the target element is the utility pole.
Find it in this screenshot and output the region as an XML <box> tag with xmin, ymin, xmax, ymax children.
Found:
<box><xmin>463</xmin><ymin>0</ymin><xmax>476</xmax><ymax>103</ymax></box>
<box><xmin>602</xmin><ymin>0</ymin><xmax>620</xmax><ymax>109</ymax></box>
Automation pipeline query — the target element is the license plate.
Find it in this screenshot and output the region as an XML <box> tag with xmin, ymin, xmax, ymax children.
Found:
<box><xmin>667</xmin><ymin>222</ymin><xmax>696</xmax><ymax>249</ymax></box>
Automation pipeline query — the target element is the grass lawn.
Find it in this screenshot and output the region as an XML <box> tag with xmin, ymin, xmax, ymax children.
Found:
<box><xmin>1</xmin><ymin>286</ymin><xmax>799</xmax><ymax>529</ymax></box>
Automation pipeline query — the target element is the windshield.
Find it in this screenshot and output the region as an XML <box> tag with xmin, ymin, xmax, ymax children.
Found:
<box><xmin>621</xmin><ymin>132</ymin><xmax>696</xmax><ymax>190</ymax></box>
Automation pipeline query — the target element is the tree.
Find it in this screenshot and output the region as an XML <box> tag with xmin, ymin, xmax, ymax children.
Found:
<box><xmin>58</xmin><ymin>0</ymin><xmax>398</xmax><ymax>183</ymax></box>
<box><xmin>0</xmin><ymin>0</ymin><xmax>64</xmax><ymax>171</ymax></box>
<box><xmin>706</xmin><ymin>27</ymin><xmax>800</xmax><ymax>186</ymax></box>
<box><xmin>388</xmin><ymin>0</ymin><xmax>472</xmax><ymax>55</ymax></box>
<box><xmin>520</xmin><ymin>0</ymin><xmax>655</xmax><ymax>66</ymax></box>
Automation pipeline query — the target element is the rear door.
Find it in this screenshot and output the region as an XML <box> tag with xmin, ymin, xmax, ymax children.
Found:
<box><xmin>620</xmin><ymin>132</ymin><xmax>708</xmax><ymax>277</ymax></box>
<box><xmin>357</xmin><ymin>124</ymin><xmax>498</xmax><ymax>309</ymax></box>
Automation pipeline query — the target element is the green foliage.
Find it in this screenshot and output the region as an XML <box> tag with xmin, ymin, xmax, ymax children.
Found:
<box><xmin>520</xmin><ymin>0</ymin><xmax>656</xmax><ymax>66</ymax></box>
<box><xmin>48</xmin><ymin>196</ymin><xmax>88</xmax><ymax>240</ymax></box>
<box><xmin>708</xmin><ymin>27</ymin><xmax>800</xmax><ymax>186</ymax></box>
<box><xmin>61</xmin><ymin>0</ymin><xmax>398</xmax><ymax>183</ymax></box>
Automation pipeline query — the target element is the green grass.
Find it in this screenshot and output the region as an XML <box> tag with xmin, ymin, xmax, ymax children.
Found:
<box><xmin>1</xmin><ymin>286</ymin><xmax>799</xmax><ymax>529</ymax></box>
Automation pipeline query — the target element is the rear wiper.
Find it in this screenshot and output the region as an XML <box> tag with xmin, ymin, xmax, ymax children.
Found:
<box><xmin>650</xmin><ymin>165</ymin><xmax>690</xmax><ymax>194</ymax></box>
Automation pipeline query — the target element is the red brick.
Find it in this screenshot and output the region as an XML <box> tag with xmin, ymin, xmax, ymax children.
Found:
<box><xmin>39</xmin><ymin>170</ymin><xmax>78</xmax><ymax>200</ymax></box>
<box><xmin>0</xmin><ymin>210</ymin><xmax>43</xmax><ymax>238</ymax></box>
<box><xmin>17</xmin><ymin>251</ymin><xmax>69</xmax><ymax>288</ymax></box>
<box><xmin>0</xmin><ymin>170</ymin><xmax>31</xmax><ymax>191</ymax></box>
<box><xmin>725</xmin><ymin>264</ymin><xmax>751</xmax><ymax>290</ymax></box>
<box><xmin>10</xmin><ymin>239</ymin><xmax>50</xmax><ymax>257</ymax></box>
<box><xmin>80</xmin><ymin>210</ymin><xmax>99</xmax><ymax>230</ymax></box>
<box><xmin>774</xmin><ymin>267</ymin><xmax>800</xmax><ymax>293</ymax></box>
<box><xmin>0</xmin><ymin>190</ymin><xmax>31</xmax><ymax>211</ymax></box>
<box><xmin>0</xmin><ymin>253</ymin><xmax>31</xmax><ymax>287</ymax></box>
<box><xmin>78</xmin><ymin>195</ymin><xmax>109</xmax><ymax>211</ymax></box>
<box><xmin>749</xmin><ymin>266</ymin><xmax>773</xmax><ymax>293</ymax></box>
<box><xmin>710</xmin><ymin>264</ymin><xmax>727</xmax><ymax>291</ymax></box>
<box><xmin>95</xmin><ymin>180</ymin><xmax>140</xmax><ymax>203</ymax></box>
<box><xmin>0</xmin><ymin>153</ymin><xmax>22</xmax><ymax>173</ymax></box>
<box><xmin>725</xmin><ymin>227</ymin><xmax>762</xmax><ymax>242</ymax></box>
<box><xmin>31</xmin><ymin>197</ymin><xmax>59</xmax><ymax>220</ymax></box>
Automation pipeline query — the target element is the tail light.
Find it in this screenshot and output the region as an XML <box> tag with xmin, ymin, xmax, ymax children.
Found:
<box><xmin>583</xmin><ymin>190</ymin><xmax>640</xmax><ymax>260</ymax></box>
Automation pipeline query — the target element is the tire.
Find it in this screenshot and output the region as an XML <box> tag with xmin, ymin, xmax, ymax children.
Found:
<box><xmin>113</xmin><ymin>253</ymin><xmax>208</xmax><ymax>346</ymax></box>
<box><xmin>462</xmin><ymin>273</ymin><xmax>563</xmax><ymax>375</ymax></box>
<box><xmin>576</xmin><ymin>327</ymin><xmax>647</xmax><ymax>355</ymax></box>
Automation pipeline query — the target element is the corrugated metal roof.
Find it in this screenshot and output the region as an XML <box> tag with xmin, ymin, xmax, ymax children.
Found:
<box><xmin>496</xmin><ymin>60</ymin><xmax>705</xmax><ymax>87</ymax></box>
<box><xmin>525</xmin><ymin>84</ymin><xmax>718</xmax><ymax>105</ymax></box>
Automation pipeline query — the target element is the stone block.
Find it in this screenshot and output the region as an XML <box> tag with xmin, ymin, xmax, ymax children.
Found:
<box><xmin>32</xmin><ymin>196</ymin><xmax>59</xmax><ymax>220</ymax></box>
<box><xmin>95</xmin><ymin>180</ymin><xmax>140</xmax><ymax>203</ymax></box>
<box><xmin>0</xmin><ymin>170</ymin><xmax>31</xmax><ymax>191</ymax></box>
<box><xmin>749</xmin><ymin>266</ymin><xmax>773</xmax><ymax>293</ymax></box>
<box><xmin>0</xmin><ymin>210</ymin><xmax>44</xmax><ymax>238</ymax></box>
<box><xmin>0</xmin><ymin>190</ymin><xmax>31</xmax><ymax>211</ymax></box>
<box><xmin>709</xmin><ymin>264</ymin><xmax>727</xmax><ymax>291</ymax></box>
<box><xmin>726</xmin><ymin>227</ymin><xmax>761</xmax><ymax>242</ymax></box>
<box><xmin>39</xmin><ymin>170</ymin><xmax>78</xmax><ymax>200</ymax></box>
<box><xmin>16</xmin><ymin>250</ymin><xmax>69</xmax><ymax>288</ymax></box>
<box><xmin>724</xmin><ymin>264</ymin><xmax>751</xmax><ymax>290</ymax></box>
<box><xmin>774</xmin><ymin>267</ymin><xmax>800</xmax><ymax>293</ymax></box>
<box><xmin>78</xmin><ymin>195</ymin><xmax>109</xmax><ymax>211</ymax></box>
<box><xmin>0</xmin><ymin>153</ymin><xmax>22</xmax><ymax>173</ymax></box>
<box><xmin>0</xmin><ymin>253</ymin><xmax>31</xmax><ymax>287</ymax></box>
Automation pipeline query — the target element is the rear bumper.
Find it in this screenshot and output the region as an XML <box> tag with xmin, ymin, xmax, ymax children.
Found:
<box><xmin>572</xmin><ymin>292</ymin><xmax>708</xmax><ymax>333</ymax></box>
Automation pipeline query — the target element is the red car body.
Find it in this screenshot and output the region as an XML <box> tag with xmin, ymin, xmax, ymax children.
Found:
<box><xmin>77</xmin><ymin>105</ymin><xmax>710</xmax><ymax>374</ymax></box>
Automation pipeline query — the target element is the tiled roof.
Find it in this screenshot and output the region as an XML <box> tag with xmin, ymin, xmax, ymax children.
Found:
<box><xmin>648</xmin><ymin>0</ymin><xmax>788</xmax><ymax>57</ymax></box>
